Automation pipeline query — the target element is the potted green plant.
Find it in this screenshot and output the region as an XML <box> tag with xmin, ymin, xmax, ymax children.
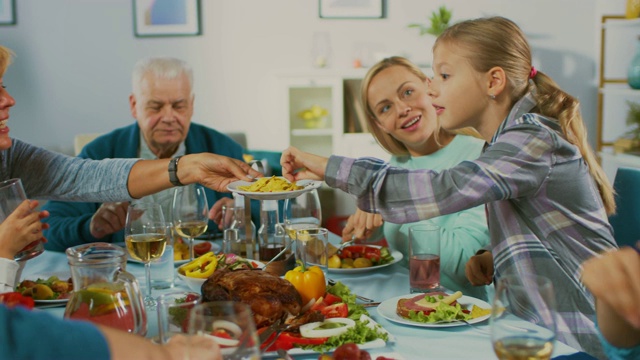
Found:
<box><xmin>614</xmin><ymin>101</ymin><xmax>640</xmax><ymax>154</ymax></box>
<box><xmin>407</xmin><ymin>6</ymin><xmax>453</xmax><ymax>37</ymax></box>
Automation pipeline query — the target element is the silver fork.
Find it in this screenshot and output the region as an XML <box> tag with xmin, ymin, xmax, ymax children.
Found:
<box><xmin>327</xmin><ymin>278</ymin><xmax>375</xmax><ymax>303</ymax></box>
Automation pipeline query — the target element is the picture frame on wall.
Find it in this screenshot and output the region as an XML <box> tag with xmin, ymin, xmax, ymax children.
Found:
<box><xmin>0</xmin><ymin>0</ymin><xmax>16</xmax><ymax>26</ymax></box>
<box><xmin>319</xmin><ymin>0</ymin><xmax>384</xmax><ymax>19</ymax></box>
<box><xmin>133</xmin><ymin>0</ymin><xmax>201</xmax><ymax>37</ymax></box>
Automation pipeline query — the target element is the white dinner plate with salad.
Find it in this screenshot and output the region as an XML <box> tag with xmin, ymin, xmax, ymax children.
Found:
<box><xmin>227</xmin><ymin>177</ymin><xmax>322</xmax><ymax>201</ymax></box>
<box><xmin>261</xmin><ymin>315</ymin><xmax>390</xmax><ymax>358</ymax></box>
<box><xmin>19</xmin><ymin>272</ymin><xmax>72</xmax><ymax>305</ymax></box>
<box><xmin>328</xmin><ymin>250</ymin><xmax>403</xmax><ymax>274</ymax></box>
<box><xmin>377</xmin><ymin>294</ymin><xmax>491</xmax><ymax>328</ymax></box>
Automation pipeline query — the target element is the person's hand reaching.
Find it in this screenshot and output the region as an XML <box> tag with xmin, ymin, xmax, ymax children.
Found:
<box><xmin>280</xmin><ymin>146</ymin><xmax>328</xmax><ymax>182</ymax></box>
<box><xmin>208</xmin><ymin>197</ymin><xmax>234</xmax><ymax>230</ymax></box>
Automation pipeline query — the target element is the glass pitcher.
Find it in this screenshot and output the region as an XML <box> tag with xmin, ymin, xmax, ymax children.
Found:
<box><xmin>64</xmin><ymin>242</ymin><xmax>147</xmax><ymax>336</ymax></box>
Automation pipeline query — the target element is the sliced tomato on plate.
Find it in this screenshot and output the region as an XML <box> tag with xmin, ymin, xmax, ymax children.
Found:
<box><xmin>320</xmin><ymin>303</ymin><xmax>348</xmax><ymax>318</ymax></box>
<box><xmin>323</xmin><ymin>293</ymin><xmax>342</xmax><ymax>306</ymax></box>
<box><xmin>266</xmin><ymin>332</ymin><xmax>328</xmax><ymax>351</ymax></box>
<box><xmin>0</xmin><ymin>292</ymin><xmax>35</xmax><ymax>309</ymax></box>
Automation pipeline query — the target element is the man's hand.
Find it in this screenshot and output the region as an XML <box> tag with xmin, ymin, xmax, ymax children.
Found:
<box><xmin>341</xmin><ymin>209</ymin><xmax>383</xmax><ymax>242</ymax></box>
<box><xmin>281</xmin><ymin>146</ymin><xmax>328</xmax><ymax>182</ymax></box>
<box><xmin>208</xmin><ymin>197</ymin><xmax>234</xmax><ymax>230</ymax></box>
<box><xmin>465</xmin><ymin>251</ymin><xmax>494</xmax><ymax>285</ymax></box>
<box><xmin>90</xmin><ymin>202</ymin><xmax>129</xmax><ymax>239</ymax></box>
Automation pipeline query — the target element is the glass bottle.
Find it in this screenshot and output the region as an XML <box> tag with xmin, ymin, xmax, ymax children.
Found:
<box><xmin>229</xmin><ymin>194</ymin><xmax>256</xmax><ymax>259</ymax></box>
<box><xmin>628</xmin><ymin>36</ymin><xmax>640</xmax><ymax>89</ymax></box>
<box><xmin>258</xmin><ymin>200</ymin><xmax>286</xmax><ymax>261</ymax></box>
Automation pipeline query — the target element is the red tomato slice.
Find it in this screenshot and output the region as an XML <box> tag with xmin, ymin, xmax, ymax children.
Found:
<box><xmin>320</xmin><ymin>303</ymin><xmax>348</xmax><ymax>318</ymax></box>
<box><xmin>193</xmin><ymin>241</ymin><xmax>213</xmax><ymax>256</ymax></box>
<box><xmin>269</xmin><ymin>332</ymin><xmax>328</xmax><ymax>351</ymax></box>
<box><xmin>0</xmin><ymin>292</ymin><xmax>35</xmax><ymax>309</ymax></box>
<box><xmin>323</xmin><ymin>293</ymin><xmax>342</xmax><ymax>306</ymax></box>
<box><xmin>310</xmin><ymin>297</ymin><xmax>326</xmax><ymax>312</ymax></box>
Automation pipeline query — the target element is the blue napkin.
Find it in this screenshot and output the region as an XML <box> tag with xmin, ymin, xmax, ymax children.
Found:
<box><xmin>553</xmin><ymin>352</ymin><xmax>598</xmax><ymax>360</ymax></box>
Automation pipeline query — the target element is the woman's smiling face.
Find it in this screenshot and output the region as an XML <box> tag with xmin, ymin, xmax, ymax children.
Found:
<box><xmin>0</xmin><ymin>77</ymin><xmax>16</xmax><ymax>151</ymax></box>
<box><xmin>366</xmin><ymin>65</ymin><xmax>438</xmax><ymax>156</ymax></box>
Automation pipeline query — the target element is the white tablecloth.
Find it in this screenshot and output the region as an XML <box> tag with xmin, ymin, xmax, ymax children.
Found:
<box><xmin>22</xmin><ymin>246</ymin><xmax>580</xmax><ymax>360</ymax></box>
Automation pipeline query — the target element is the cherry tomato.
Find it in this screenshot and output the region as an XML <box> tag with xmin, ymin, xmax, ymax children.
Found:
<box><xmin>320</xmin><ymin>303</ymin><xmax>348</xmax><ymax>319</ymax></box>
<box><xmin>193</xmin><ymin>241</ymin><xmax>213</xmax><ymax>256</ymax></box>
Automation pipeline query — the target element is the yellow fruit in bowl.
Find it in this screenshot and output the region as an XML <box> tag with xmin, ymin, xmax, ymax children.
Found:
<box><xmin>328</xmin><ymin>254</ymin><xmax>342</xmax><ymax>268</ymax></box>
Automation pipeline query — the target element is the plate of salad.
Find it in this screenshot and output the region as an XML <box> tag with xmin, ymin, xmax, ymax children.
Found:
<box><xmin>260</xmin><ymin>281</ymin><xmax>392</xmax><ymax>358</ymax></box>
<box><xmin>377</xmin><ymin>292</ymin><xmax>491</xmax><ymax>328</ymax></box>
<box><xmin>327</xmin><ymin>245</ymin><xmax>402</xmax><ymax>274</ymax></box>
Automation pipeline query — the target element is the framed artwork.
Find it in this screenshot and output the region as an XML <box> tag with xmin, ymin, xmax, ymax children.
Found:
<box><xmin>133</xmin><ymin>0</ymin><xmax>201</xmax><ymax>37</ymax></box>
<box><xmin>0</xmin><ymin>0</ymin><xmax>16</xmax><ymax>26</ymax></box>
<box><xmin>319</xmin><ymin>0</ymin><xmax>384</xmax><ymax>19</ymax></box>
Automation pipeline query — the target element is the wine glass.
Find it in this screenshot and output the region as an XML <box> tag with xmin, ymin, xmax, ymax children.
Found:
<box><xmin>172</xmin><ymin>184</ymin><xmax>209</xmax><ymax>261</ymax></box>
<box><xmin>283</xmin><ymin>189</ymin><xmax>322</xmax><ymax>266</ymax></box>
<box><xmin>124</xmin><ymin>202</ymin><xmax>168</xmax><ymax>308</ymax></box>
<box><xmin>491</xmin><ymin>274</ymin><xmax>557</xmax><ymax>360</ymax></box>
<box><xmin>188</xmin><ymin>301</ymin><xmax>260</xmax><ymax>360</ymax></box>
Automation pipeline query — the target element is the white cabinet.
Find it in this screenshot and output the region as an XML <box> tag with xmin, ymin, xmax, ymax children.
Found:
<box><xmin>597</xmin><ymin>16</ymin><xmax>640</xmax><ymax>181</ymax></box>
<box><xmin>276</xmin><ymin>69</ymin><xmax>392</xmax><ymax>217</ymax></box>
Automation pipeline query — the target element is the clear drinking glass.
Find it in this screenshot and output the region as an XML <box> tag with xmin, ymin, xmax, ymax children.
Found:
<box><xmin>491</xmin><ymin>274</ymin><xmax>557</xmax><ymax>360</ymax></box>
<box><xmin>295</xmin><ymin>227</ymin><xmax>329</xmax><ymax>273</ymax></box>
<box><xmin>188</xmin><ymin>301</ymin><xmax>260</xmax><ymax>360</ymax></box>
<box><xmin>408</xmin><ymin>224</ymin><xmax>442</xmax><ymax>293</ymax></box>
<box><xmin>0</xmin><ymin>178</ymin><xmax>44</xmax><ymax>261</ymax></box>
<box><xmin>284</xmin><ymin>189</ymin><xmax>321</xmax><ymax>269</ymax></box>
<box><xmin>172</xmin><ymin>184</ymin><xmax>209</xmax><ymax>261</ymax></box>
<box><xmin>156</xmin><ymin>291</ymin><xmax>201</xmax><ymax>344</ymax></box>
<box><xmin>124</xmin><ymin>202</ymin><xmax>168</xmax><ymax>308</ymax></box>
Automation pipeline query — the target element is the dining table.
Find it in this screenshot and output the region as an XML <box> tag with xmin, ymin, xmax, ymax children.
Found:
<box><xmin>21</xmin><ymin>238</ymin><xmax>585</xmax><ymax>360</ymax></box>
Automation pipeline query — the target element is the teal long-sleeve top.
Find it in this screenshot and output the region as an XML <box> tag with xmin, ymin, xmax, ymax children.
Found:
<box><xmin>42</xmin><ymin>122</ymin><xmax>260</xmax><ymax>251</ymax></box>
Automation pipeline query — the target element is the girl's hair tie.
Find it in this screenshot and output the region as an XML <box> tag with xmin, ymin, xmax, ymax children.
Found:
<box><xmin>529</xmin><ymin>66</ymin><xmax>538</xmax><ymax>79</ymax></box>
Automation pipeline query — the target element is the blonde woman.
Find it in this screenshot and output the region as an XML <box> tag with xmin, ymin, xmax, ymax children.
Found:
<box><xmin>341</xmin><ymin>57</ymin><xmax>490</xmax><ymax>300</ymax></box>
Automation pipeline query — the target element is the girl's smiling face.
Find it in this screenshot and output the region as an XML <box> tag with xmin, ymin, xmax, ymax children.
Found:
<box><xmin>0</xmin><ymin>77</ymin><xmax>16</xmax><ymax>151</ymax></box>
<box><xmin>367</xmin><ymin>65</ymin><xmax>439</xmax><ymax>156</ymax></box>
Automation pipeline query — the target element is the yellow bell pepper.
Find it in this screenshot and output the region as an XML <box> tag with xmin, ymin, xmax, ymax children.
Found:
<box><xmin>284</xmin><ymin>264</ymin><xmax>326</xmax><ymax>304</ymax></box>
<box><xmin>180</xmin><ymin>252</ymin><xmax>218</xmax><ymax>279</ymax></box>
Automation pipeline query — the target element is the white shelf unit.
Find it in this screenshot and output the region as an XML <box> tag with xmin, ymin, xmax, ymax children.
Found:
<box><xmin>597</xmin><ymin>15</ymin><xmax>640</xmax><ymax>181</ymax></box>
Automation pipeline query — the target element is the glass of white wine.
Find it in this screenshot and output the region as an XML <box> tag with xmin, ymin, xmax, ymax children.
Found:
<box><xmin>124</xmin><ymin>202</ymin><xmax>168</xmax><ymax>308</ymax></box>
<box><xmin>491</xmin><ymin>274</ymin><xmax>557</xmax><ymax>360</ymax></box>
<box><xmin>172</xmin><ymin>184</ymin><xmax>209</xmax><ymax>261</ymax></box>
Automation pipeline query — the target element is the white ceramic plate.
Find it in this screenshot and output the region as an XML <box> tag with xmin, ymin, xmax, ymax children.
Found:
<box><xmin>377</xmin><ymin>293</ymin><xmax>491</xmax><ymax>328</ymax></box>
<box><xmin>328</xmin><ymin>249</ymin><xmax>403</xmax><ymax>274</ymax></box>
<box><xmin>120</xmin><ymin>240</ymin><xmax>220</xmax><ymax>266</ymax></box>
<box><xmin>227</xmin><ymin>177</ymin><xmax>323</xmax><ymax>200</ymax></box>
<box><xmin>261</xmin><ymin>314</ymin><xmax>389</xmax><ymax>358</ymax></box>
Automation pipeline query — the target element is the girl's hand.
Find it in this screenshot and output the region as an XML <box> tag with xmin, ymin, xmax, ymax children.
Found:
<box><xmin>0</xmin><ymin>200</ymin><xmax>48</xmax><ymax>260</ymax></box>
<box><xmin>280</xmin><ymin>146</ymin><xmax>328</xmax><ymax>182</ymax></box>
<box><xmin>465</xmin><ymin>251</ymin><xmax>494</xmax><ymax>285</ymax></box>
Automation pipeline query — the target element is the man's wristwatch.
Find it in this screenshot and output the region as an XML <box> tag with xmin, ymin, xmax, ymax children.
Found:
<box><xmin>168</xmin><ymin>156</ymin><xmax>185</xmax><ymax>186</ymax></box>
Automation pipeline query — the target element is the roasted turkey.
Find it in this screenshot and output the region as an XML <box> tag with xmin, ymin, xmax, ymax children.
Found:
<box><xmin>201</xmin><ymin>269</ymin><xmax>303</xmax><ymax>328</ymax></box>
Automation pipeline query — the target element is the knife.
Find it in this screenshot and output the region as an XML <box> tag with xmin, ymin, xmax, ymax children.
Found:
<box><xmin>277</xmin><ymin>348</ymin><xmax>295</xmax><ymax>360</ymax></box>
<box><xmin>258</xmin><ymin>318</ymin><xmax>282</xmax><ymax>348</ymax></box>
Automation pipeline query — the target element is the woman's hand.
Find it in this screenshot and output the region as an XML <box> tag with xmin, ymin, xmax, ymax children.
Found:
<box><xmin>182</xmin><ymin>153</ymin><xmax>263</xmax><ymax>192</ymax></box>
<box><xmin>341</xmin><ymin>209</ymin><xmax>383</xmax><ymax>242</ymax></box>
<box><xmin>0</xmin><ymin>200</ymin><xmax>48</xmax><ymax>260</ymax></box>
<box><xmin>280</xmin><ymin>146</ymin><xmax>328</xmax><ymax>182</ymax></box>
<box><xmin>465</xmin><ymin>251</ymin><xmax>494</xmax><ymax>285</ymax></box>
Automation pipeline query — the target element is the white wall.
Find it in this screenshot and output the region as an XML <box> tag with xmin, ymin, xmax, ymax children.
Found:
<box><xmin>0</xmin><ymin>0</ymin><xmax>626</xmax><ymax>154</ymax></box>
